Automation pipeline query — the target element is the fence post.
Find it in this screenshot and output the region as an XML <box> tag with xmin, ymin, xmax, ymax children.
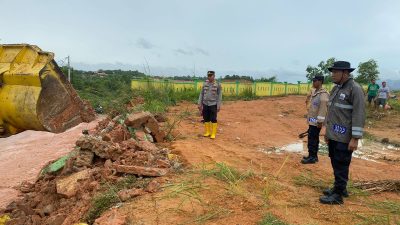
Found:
<box><xmin>284</xmin><ymin>82</ymin><xmax>288</xmax><ymax>95</ymax></box>
<box><xmin>164</xmin><ymin>79</ymin><xmax>168</xmax><ymax>91</ymax></box>
<box><xmin>270</xmin><ymin>82</ymin><xmax>274</xmax><ymax>96</ymax></box>
<box><xmin>236</xmin><ymin>80</ymin><xmax>239</xmax><ymax>96</ymax></box>
<box><xmin>194</xmin><ymin>80</ymin><xmax>198</xmax><ymax>92</ymax></box>
<box><xmin>297</xmin><ymin>81</ymin><xmax>301</xmax><ymax>95</ymax></box>
<box><xmin>253</xmin><ymin>81</ymin><xmax>257</xmax><ymax>96</ymax></box>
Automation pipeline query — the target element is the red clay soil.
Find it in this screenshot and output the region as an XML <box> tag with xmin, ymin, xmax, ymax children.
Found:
<box><xmin>0</xmin><ymin>117</ymin><xmax>101</xmax><ymax>209</ymax></box>
<box><xmin>365</xmin><ymin>109</ymin><xmax>400</xmax><ymax>144</ymax></box>
<box><xmin>120</xmin><ymin>96</ymin><xmax>400</xmax><ymax>225</ymax></box>
<box><xmin>1</xmin><ymin>96</ymin><xmax>399</xmax><ymax>225</ymax></box>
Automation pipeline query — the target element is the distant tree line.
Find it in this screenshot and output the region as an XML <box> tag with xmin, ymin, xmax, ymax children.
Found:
<box><xmin>152</xmin><ymin>74</ymin><xmax>277</xmax><ymax>82</ymax></box>
<box><xmin>306</xmin><ymin>58</ymin><xmax>380</xmax><ymax>84</ymax></box>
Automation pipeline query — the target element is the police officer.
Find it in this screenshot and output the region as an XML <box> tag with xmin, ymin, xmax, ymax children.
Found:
<box><xmin>198</xmin><ymin>71</ymin><xmax>222</xmax><ymax>139</ymax></box>
<box><xmin>320</xmin><ymin>61</ymin><xmax>366</xmax><ymax>205</ymax></box>
<box><xmin>301</xmin><ymin>75</ymin><xmax>329</xmax><ymax>164</ymax></box>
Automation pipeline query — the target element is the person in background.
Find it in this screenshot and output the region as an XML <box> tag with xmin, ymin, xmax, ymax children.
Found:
<box><xmin>377</xmin><ymin>81</ymin><xmax>390</xmax><ymax>110</ymax></box>
<box><xmin>366</xmin><ymin>79</ymin><xmax>379</xmax><ymax>108</ymax></box>
<box><xmin>301</xmin><ymin>75</ymin><xmax>329</xmax><ymax>164</ymax></box>
<box><xmin>198</xmin><ymin>71</ymin><xmax>222</xmax><ymax>139</ymax></box>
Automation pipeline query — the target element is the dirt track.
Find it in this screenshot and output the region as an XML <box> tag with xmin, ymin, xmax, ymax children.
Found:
<box><xmin>122</xmin><ymin>96</ymin><xmax>400</xmax><ymax>225</ymax></box>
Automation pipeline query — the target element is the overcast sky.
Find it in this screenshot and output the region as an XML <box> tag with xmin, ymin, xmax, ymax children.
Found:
<box><xmin>1</xmin><ymin>0</ymin><xmax>399</xmax><ymax>82</ymax></box>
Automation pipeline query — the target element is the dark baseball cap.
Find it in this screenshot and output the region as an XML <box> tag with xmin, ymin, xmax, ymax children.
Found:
<box><xmin>312</xmin><ymin>75</ymin><xmax>324</xmax><ymax>82</ymax></box>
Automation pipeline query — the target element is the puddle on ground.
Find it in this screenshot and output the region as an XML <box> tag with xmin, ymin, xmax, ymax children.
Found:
<box><xmin>353</xmin><ymin>140</ymin><xmax>400</xmax><ymax>162</ymax></box>
<box><xmin>278</xmin><ymin>141</ymin><xmax>304</xmax><ymax>153</ymax></box>
<box><xmin>257</xmin><ymin>141</ymin><xmax>306</xmax><ymax>155</ymax></box>
<box><xmin>258</xmin><ymin>139</ymin><xmax>400</xmax><ymax>162</ymax></box>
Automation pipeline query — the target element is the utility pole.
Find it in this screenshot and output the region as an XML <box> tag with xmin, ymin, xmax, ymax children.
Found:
<box><xmin>67</xmin><ymin>56</ymin><xmax>71</xmax><ymax>82</ymax></box>
<box><xmin>193</xmin><ymin>62</ymin><xmax>196</xmax><ymax>77</ymax></box>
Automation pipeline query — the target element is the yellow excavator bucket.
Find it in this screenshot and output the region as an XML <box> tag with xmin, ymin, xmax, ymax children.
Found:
<box><xmin>0</xmin><ymin>44</ymin><xmax>95</xmax><ymax>136</ymax></box>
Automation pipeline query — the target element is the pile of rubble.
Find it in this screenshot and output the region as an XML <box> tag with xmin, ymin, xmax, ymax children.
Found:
<box><xmin>1</xmin><ymin>111</ymin><xmax>179</xmax><ymax>225</ymax></box>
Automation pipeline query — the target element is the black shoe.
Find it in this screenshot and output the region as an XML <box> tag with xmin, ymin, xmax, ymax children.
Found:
<box><xmin>303</xmin><ymin>154</ymin><xmax>319</xmax><ymax>160</ymax></box>
<box><xmin>319</xmin><ymin>193</ymin><xmax>343</xmax><ymax>205</ymax></box>
<box><xmin>301</xmin><ymin>157</ymin><xmax>318</xmax><ymax>164</ymax></box>
<box><xmin>322</xmin><ymin>188</ymin><xmax>349</xmax><ymax>198</ymax></box>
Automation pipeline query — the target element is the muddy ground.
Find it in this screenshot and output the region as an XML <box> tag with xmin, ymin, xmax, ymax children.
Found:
<box><xmin>121</xmin><ymin>96</ymin><xmax>400</xmax><ymax>225</ymax></box>
<box><xmin>1</xmin><ymin>96</ymin><xmax>399</xmax><ymax>225</ymax></box>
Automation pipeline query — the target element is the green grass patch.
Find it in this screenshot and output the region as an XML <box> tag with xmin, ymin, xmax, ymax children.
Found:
<box><xmin>354</xmin><ymin>213</ymin><xmax>392</xmax><ymax>225</ymax></box>
<box><xmin>162</xmin><ymin>178</ymin><xmax>207</xmax><ymax>204</ymax></box>
<box><xmin>388</xmin><ymin>98</ymin><xmax>400</xmax><ymax>112</ymax></box>
<box><xmin>85</xmin><ymin>189</ymin><xmax>120</xmax><ymax>224</ymax></box>
<box><xmin>239</xmin><ymin>87</ymin><xmax>259</xmax><ymax>101</ymax></box>
<box><xmin>261</xmin><ymin>176</ymin><xmax>282</xmax><ymax>206</ymax></box>
<box><xmin>138</xmin><ymin>83</ymin><xmax>200</xmax><ymax>113</ymax></box>
<box><xmin>85</xmin><ymin>175</ymin><xmax>142</xmax><ymax>224</ymax></box>
<box><xmin>164</xmin><ymin>109</ymin><xmax>193</xmax><ymax>141</ymax></box>
<box><xmin>191</xmin><ymin>208</ymin><xmax>232</xmax><ymax>224</ymax></box>
<box><xmin>293</xmin><ymin>172</ymin><xmax>368</xmax><ymax>197</ymax></box>
<box><xmin>200</xmin><ymin>162</ymin><xmax>254</xmax><ymax>185</ymax></box>
<box><xmin>71</xmin><ymin>71</ymin><xmax>138</xmax><ymax>116</ymax></box>
<box><xmin>292</xmin><ymin>172</ymin><xmax>329</xmax><ymax>191</ymax></box>
<box><xmin>257</xmin><ymin>213</ymin><xmax>290</xmax><ymax>225</ymax></box>
<box><xmin>347</xmin><ymin>181</ymin><xmax>370</xmax><ymax>197</ymax></box>
<box><xmin>198</xmin><ymin>162</ymin><xmax>255</xmax><ymax>196</ymax></box>
<box><xmin>370</xmin><ymin>200</ymin><xmax>400</xmax><ymax>214</ymax></box>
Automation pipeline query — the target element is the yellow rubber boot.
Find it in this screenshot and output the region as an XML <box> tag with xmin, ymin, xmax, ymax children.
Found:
<box><xmin>203</xmin><ymin>122</ymin><xmax>211</xmax><ymax>137</ymax></box>
<box><xmin>210</xmin><ymin>123</ymin><xmax>218</xmax><ymax>139</ymax></box>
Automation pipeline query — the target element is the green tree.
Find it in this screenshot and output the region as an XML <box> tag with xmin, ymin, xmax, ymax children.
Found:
<box><xmin>306</xmin><ymin>57</ymin><xmax>335</xmax><ymax>83</ymax></box>
<box><xmin>256</xmin><ymin>76</ymin><xmax>277</xmax><ymax>82</ymax></box>
<box><xmin>355</xmin><ymin>59</ymin><xmax>379</xmax><ymax>84</ymax></box>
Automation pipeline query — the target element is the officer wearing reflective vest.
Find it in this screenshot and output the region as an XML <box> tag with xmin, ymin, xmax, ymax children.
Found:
<box><xmin>320</xmin><ymin>61</ymin><xmax>365</xmax><ymax>205</ymax></box>
<box><xmin>198</xmin><ymin>71</ymin><xmax>222</xmax><ymax>139</ymax></box>
<box><xmin>301</xmin><ymin>75</ymin><xmax>329</xmax><ymax>164</ymax></box>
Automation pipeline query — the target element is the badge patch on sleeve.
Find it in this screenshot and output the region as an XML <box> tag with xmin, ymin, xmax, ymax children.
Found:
<box><xmin>308</xmin><ymin>117</ymin><xmax>317</xmax><ymax>123</ymax></box>
<box><xmin>333</xmin><ymin>124</ymin><xmax>347</xmax><ymax>134</ymax></box>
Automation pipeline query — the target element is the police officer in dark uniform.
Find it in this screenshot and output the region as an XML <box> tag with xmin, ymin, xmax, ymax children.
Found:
<box><xmin>320</xmin><ymin>61</ymin><xmax>366</xmax><ymax>204</ymax></box>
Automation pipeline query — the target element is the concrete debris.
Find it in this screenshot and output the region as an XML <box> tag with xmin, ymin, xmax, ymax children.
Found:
<box><xmin>125</xmin><ymin>111</ymin><xmax>165</xmax><ymax>142</ymax></box>
<box><xmin>76</xmin><ymin>136</ymin><xmax>123</xmax><ymax>161</ymax></box>
<box><xmin>138</xmin><ymin>141</ymin><xmax>159</xmax><ymax>153</ymax></box>
<box><xmin>93</xmin><ymin>209</ymin><xmax>127</xmax><ymax>225</ymax></box>
<box><xmin>56</xmin><ymin>169</ymin><xmax>92</xmax><ymax>198</ymax></box>
<box><xmin>5</xmin><ymin>111</ymin><xmax>175</xmax><ymax>224</ymax></box>
<box><xmin>74</xmin><ymin>150</ymin><xmax>94</xmax><ymax>167</ymax></box>
<box><xmin>107</xmin><ymin>124</ymin><xmax>130</xmax><ymax>143</ymax></box>
<box><xmin>145</xmin><ymin>180</ymin><xmax>161</xmax><ymax>193</ymax></box>
<box><xmin>117</xmin><ymin>188</ymin><xmax>145</xmax><ymax>202</ymax></box>
<box><xmin>114</xmin><ymin>165</ymin><xmax>168</xmax><ymax>177</ymax></box>
<box><xmin>154</xmin><ymin>113</ymin><xmax>167</xmax><ymax>122</ymax></box>
<box><xmin>134</xmin><ymin>130</ymin><xmax>147</xmax><ymax>141</ymax></box>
